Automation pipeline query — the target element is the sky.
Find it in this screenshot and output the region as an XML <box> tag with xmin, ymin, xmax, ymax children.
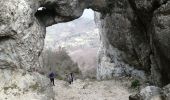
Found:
<box><xmin>46</xmin><ymin>9</ymin><xmax>95</xmax><ymax>34</ymax></box>
<box><xmin>81</xmin><ymin>9</ymin><xmax>94</xmax><ymax>20</ymax></box>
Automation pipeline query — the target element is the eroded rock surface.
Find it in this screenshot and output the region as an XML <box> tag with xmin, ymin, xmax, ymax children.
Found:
<box><xmin>129</xmin><ymin>86</ymin><xmax>163</xmax><ymax>100</ymax></box>
<box><xmin>96</xmin><ymin>0</ymin><xmax>170</xmax><ymax>87</ymax></box>
<box><xmin>0</xmin><ymin>0</ymin><xmax>44</xmax><ymax>71</ymax></box>
<box><xmin>0</xmin><ymin>0</ymin><xmax>107</xmax><ymax>99</ymax></box>
<box><xmin>162</xmin><ymin>84</ymin><xmax>170</xmax><ymax>100</ymax></box>
<box><xmin>0</xmin><ymin>69</ymin><xmax>54</xmax><ymax>100</ymax></box>
<box><xmin>0</xmin><ymin>0</ymin><xmax>170</xmax><ymax>99</ymax></box>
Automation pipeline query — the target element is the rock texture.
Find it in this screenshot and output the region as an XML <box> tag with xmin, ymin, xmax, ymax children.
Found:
<box><xmin>0</xmin><ymin>0</ymin><xmax>105</xmax><ymax>99</ymax></box>
<box><xmin>0</xmin><ymin>0</ymin><xmax>105</xmax><ymax>73</ymax></box>
<box><xmin>0</xmin><ymin>69</ymin><xmax>54</xmax><ymax>100</ymax></box>
<box><xmin>129</xmin><ymin>86</ymin><xmax>163</xmax><ymax>100</ymax></box>
<box><xmin>151</xmin><ymin>0</ymin><xmax>170</xmax><ymax>86</ymax></box>
<box><xmin>0</xmin><ymin>0</ymin><xmax>170</xmax><ymax>99</ymax></box>
<box><xmin>162</xmin><ymin>84</ymin><xmax>170</xmax><ymax>100</ymax></box>
<box><xmin>130</xmin><ymin>84</ymin><xmax>170</xmax><ymax>100</ymax></box>
<box><xmin>95</xmin><ymin>0</ymin><xmax>170</xmax><ymax>86</ymax></box>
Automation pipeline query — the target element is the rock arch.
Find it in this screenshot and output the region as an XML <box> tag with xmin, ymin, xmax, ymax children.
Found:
<box><xmin>0</xmin><ymin>0</ymin><xmax>106</xmax><ymax>70</ymax></box>
<box><xmin>0</xmin><ymin>0</ymin><xmax>170</xmax><ymax>86</ymax></box>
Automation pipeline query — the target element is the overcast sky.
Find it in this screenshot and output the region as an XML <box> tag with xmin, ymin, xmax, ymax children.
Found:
<box><xmin>47</xmin><ymin>9</ymin><xmax>95</xmax><ymax>33</ymax></box>
<box><xmin>81</xmin><ymin>9</ymin><xmax>94</xmax><ymax>20</ymax></box>
<box><xmin>45</xmin><ymin>9</ymin><xmax>97</xmax><ymax>49</ymax></box>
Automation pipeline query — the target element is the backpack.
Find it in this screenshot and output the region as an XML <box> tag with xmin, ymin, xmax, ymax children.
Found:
<box><xmin>49</xmin><ymin>72</ymin><xmax>54</xmax><ymax>78</ymax></box>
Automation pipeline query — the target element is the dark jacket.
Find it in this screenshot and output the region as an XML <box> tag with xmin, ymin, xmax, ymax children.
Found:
<box><xmin>49</xmin><ymin>72</ymin><xmax>56</xmax><ymax>79</ymax></box>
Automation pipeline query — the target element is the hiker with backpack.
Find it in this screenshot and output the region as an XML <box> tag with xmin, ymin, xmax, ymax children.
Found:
<box><xmin>67</xmin><ymin>72</ymin><xmax>74</xmax><ymax>84</ymax></box>
<box><xmin>48</xmin><ymin>71</ymin><xmax>56</xmax><ymax>86</ymax></box>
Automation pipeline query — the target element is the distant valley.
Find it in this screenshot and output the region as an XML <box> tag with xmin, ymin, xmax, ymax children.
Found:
<box><xmin>44</xmin><ymin>9</ymin><xmax>100</xmax><ymax>78</ymax></box>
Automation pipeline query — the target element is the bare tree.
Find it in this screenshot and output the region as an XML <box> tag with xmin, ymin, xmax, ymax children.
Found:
<box><xmin>41</xmin><ymin>47</ymin><xmax>81</xmax><ymax>80</ymax></box>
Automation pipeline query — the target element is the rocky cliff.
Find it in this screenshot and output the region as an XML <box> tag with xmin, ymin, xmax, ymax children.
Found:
<box><xmin>0</xmin><ymin>0</ymin><xmax>170</xmax><ymax>99</ymax></box>
<box><xmin>95</xmin><ymin>0</ymin><xmax>170</xmax><ymax>87</ymax></box>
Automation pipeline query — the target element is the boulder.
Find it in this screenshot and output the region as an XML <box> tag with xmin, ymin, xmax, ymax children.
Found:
<box><xmin>162</xmin><ymin>84</ymin><xmax>170</xmax><ymax>100</ymax></box>
<box><xmin>129</xmin><ymin>86</ymin><xmax>163</xmax><ymax>100</ymax></box>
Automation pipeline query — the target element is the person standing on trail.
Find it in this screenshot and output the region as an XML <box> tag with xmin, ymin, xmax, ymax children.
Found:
<box><xmin>48</xmin><ymin>71</ymin><xmax>56</xmax><ymax>86</ymax></box>
<box><xmin>67</xmin><ymin>72</ymin><xmax>74</xmax><ymax>84</ymax></box>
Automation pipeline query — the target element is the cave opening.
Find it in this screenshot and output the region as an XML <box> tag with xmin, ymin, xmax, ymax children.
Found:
<box><xmin>41</xmin><ymin>9</ymin><xmax>100</xmax><ymax>80</ymax></box>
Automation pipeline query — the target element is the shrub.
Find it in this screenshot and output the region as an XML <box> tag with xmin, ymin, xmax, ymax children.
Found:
<box><xmin>131</xmin><ymin>79</ymin><xmax>140</xmax><ymax>88</ymax></box>
<box><xmin>41</xmin><ymin>47</ymin><xmax>81</xmax><ymax>80</ymax></box>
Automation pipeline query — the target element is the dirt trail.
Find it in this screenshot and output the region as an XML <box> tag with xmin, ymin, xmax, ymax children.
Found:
<box><xmin>53</xmin><ymin>79</ymin><xmax>132</xmax><ymax>100</ymax></box>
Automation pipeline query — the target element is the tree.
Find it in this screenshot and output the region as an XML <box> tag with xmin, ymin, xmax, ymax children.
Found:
<box><xmin>41</xmin><ymin>47</ymin><xmax>81</xmax><ymax>80</ymax></box>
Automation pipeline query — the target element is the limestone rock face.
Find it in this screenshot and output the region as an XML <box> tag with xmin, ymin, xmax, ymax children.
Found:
<box><xmin>162</xmin><ymin>84</ymin><xmax>170</xmax><ymax>100</ymax></box>
<box><xmin>0</xmin><ymin>0</ymin><xmax>86</xmax><ymax>99</ymax></box>
<box><xmin>96</xmin><ymin>0</ymin><xmax>150</xmax><ymax>80</ymax></box>
<box><xmin>0</xmin><ymin>0</ymin><xmax>44</xmax><ymax>70</ymax></box>
<box><xmin>0</xmin><ymin>0</ymin><xmax>107</xmax><ymax>99</ymax></box>
<box><xmin>0</xmin><ymin>0</ymin><xmax>170</xmax><ymax>99</ymax></box>
<box><xmin>151</xmin><ymin>1</ymin><xmax>170</xmax><ymax>85</ymax></box>
<box><xmin>130</xmin><ymin>83</ymin><xmax>170</xmax><ymax>100</ymax></box>
<box><xmin>96</xmin><ymin>0</ymin><xmax>170</xmax><ymax>86</ymax></box>
<box><xmin>129</xmin><ymin>86</ymin><xmax>163</xmax><ymax>100</ymax></box>
<box><xmin>0</xmin><ymin>69</ymin><xmax>54</xmax><ymax>100</ymax></box>
<box><xmin>0</xmin><ymin>0</ymin><xmax>106</xmax><ymax>71</ymax></box>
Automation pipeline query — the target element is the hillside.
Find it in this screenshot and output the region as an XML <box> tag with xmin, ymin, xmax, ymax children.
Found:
<box><xmin>44</xmin><ymin>9</ymin><xmax>100</xmax><ymax>78</ymax></box>
<box><xmin>45</xmin><ymin>9</ymin><xmax>100</xmax><ymax>51</ymax></box>
<box><xmin>69</xmin><ymin>48</ymin><xmax>98</xmax><ymax>78</ymax></box>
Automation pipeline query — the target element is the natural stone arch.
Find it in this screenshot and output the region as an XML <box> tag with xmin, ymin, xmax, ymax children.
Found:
<box><xmin>35</xmin><ymin>0</ymin><xmax>107</xmax><ymax>27</ymax></box>
<box><xmin>0</xmin><ymin>0</ymin><xmax>107</xmax><ymax>71</ymax></box>
<box><xmin>0</xmin><ymin>0</ymin><xmax>170</xmax><ymax>87</ymax></box>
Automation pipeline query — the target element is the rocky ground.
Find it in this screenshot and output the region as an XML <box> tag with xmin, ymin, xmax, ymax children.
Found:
<box><xmin>53</xmin><ymin>78</ymin><xmax>133</xmax><ymax>100</ymax></box>
<box><xmin>0</xmin><ymin>70</ymin><xmax>54</xmax><ymax>100</ymax></box>
<box><xmin>0</xmin><ymin>69</ymin><xmax>135</xmax><ymax>100</ymax></box>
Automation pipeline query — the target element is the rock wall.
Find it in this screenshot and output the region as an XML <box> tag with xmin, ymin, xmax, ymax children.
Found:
<box><xmin>0</xmin><ymin>69</ymin><xmax>54</xmax><ymax>100</ymax></box>
<box><xmin>0</xmin><ymin>0</ymin><xmax>87</xmax><ymax>71</ymax></box>
<box><xmin>96</xmin><ymin>0</ymin><xmax>170</xmax><ymax>86</ymax></box>
<box><xmin>0</xmin><ymin>0</ymin><xmax>170</xmax><ymax>99</ymax></box>
<box><xmin>0</xmin><ymin>0</ymin><xmax>105</xmax><ymax>99</ymax></box>
<box><xmin>0</xmin><ymin>0</ymin><xmax>43</xmax><ymax>70</ymax></box>
<box><xmin>95</xmin><ymin>0</ymin><xmax>149</xmax><ymax>81</ymax></box>
<box><xmin>0</xmin><ymin>0</ymin><xmax>105</xmax><ymax>72</ymax></box>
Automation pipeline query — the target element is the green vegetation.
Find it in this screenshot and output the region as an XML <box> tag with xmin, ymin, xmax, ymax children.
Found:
<box><xmin>3</xmin><ymin>84</ymin><xmax>18</xmax><ymax>91</ymax></box>
<box><xmin>131</xmin><ymin>79</ymin><xmax>140</xmax><ymax>89</ymax></box>
<box><xmin>3</xmin><ymin>83</ymin><xmax>20</xmax><ymax>94</ymax></box>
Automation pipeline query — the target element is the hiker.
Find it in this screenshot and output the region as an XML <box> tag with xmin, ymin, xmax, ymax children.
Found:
<box><xmin>48</xmin><ymin>71</ymin><xmax>56</xmax><ymax>86</ymax></box>
<box><xmin>67</xmin><ymin>72</ymin><xmax>74</xmax><ymax>84</ymax></box>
